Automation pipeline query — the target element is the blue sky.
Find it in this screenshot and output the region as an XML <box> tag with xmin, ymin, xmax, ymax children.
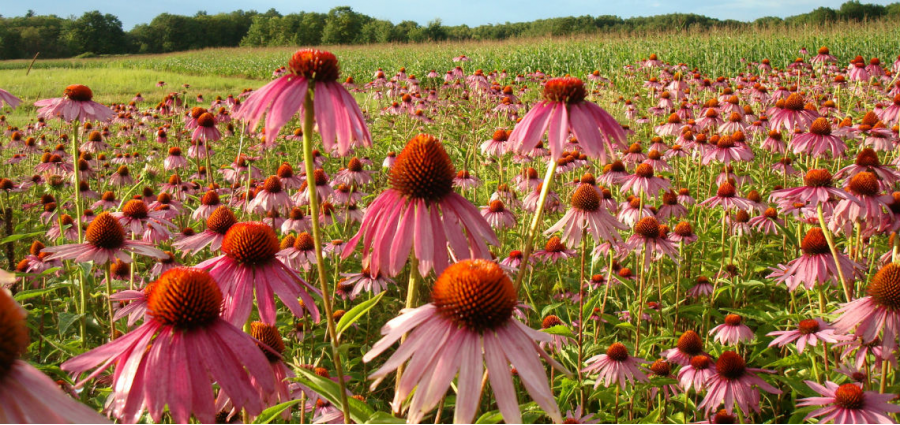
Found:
<box><xmin>0</xmin><ymin>0</ymin><xmax>893</xmax><ymax>30</ymax></box>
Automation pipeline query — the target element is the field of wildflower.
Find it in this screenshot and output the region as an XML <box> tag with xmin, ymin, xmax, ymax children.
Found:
<box><xmin>1</xmin><ymin>20</ymin><xmax>900</xmax><ymax>424</ymax></box>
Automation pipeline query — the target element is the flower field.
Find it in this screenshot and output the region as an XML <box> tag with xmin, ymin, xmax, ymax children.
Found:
<box><xmin>1</xmin><ymin>21</ymin><xmax>900</xmax><ymax>424</ymax></box>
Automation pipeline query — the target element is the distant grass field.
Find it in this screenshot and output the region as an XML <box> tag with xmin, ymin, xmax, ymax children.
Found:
<box><xmin>2</xmin><ymin>19</ymin><xmax>898</xmax><ymax>127</ymax></box>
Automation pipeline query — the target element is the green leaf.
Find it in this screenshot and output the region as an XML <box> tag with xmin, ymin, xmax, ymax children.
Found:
<box><xmin>58</xmin><ymin>312</ymin><xmax>83</xmax><ymax>336</ymax></box>
<box><xmin>365</xmin><ymin>412</ymin><xmax>406</xmax><ymax>424</ymax></box>
<box><xmin>253</xmin><ymin>399</ymin><xmax>304</xmax><ymax>424</ymax></box>
<box><xmin>337</xmin><ymin>292</ymin><xmax>385</xmax><ymax>339</ymax></box>
<box><xmin>294</xmin><ymin>368</ymin><xmax>373</xmax><ymax>423</ymax></box>
<box><xmin>541</xmin><ymin>325</ymin><xmax>575</xmax><ymax>339</ymax></box>
<box><xmin>14</xmin><ymin>286</ymin><xmax>63</xmax><ymax>302</ymax></box>
<box><xmin>0</xmin><ymin>231</ymin><xmax>44</xmax><ymax>245</ymax></box>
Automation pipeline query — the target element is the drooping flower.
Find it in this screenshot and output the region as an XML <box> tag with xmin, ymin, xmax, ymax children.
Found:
<box><xmin>343</xmin><ymin>134</ymin><xmax>498</xmax><ymax>277</ymax></box>
<box><xmin>364</xmin><ymin>259</ymin><xmax>567</xmax><ymax>424</ymax></box>
<box><xmin>545</xmin><ymin>183</ymin><xmax>626</xmax><ymax>247</ymax></box>
<box><xmin>710</xmin><ymin>314</ymin><xmax>754</xmax><ymax>345</ymax></box>
<box><xmin>42</xmin><ymin>212</ymin><xmax>167</xmax><ymax>264</ymax></box>
<box><xmin>234</xmin><ymin>49</ymin><xmax>371</xmax><ymax>156</ymax></box>
<box><xmin>0</xmin><ymin>287</ymin><xmax>109</xmax><ymax>423</ymax></box>
<box><xmin>61</xmin><ymin>268</ymin><xmax>276</xmax><ymax>423</ymax></box>
<box><xmin>698</xmin><ymin>351</ymin><xmax>782</xmax><ymax>416</ymax></box>
<box><xmin>34</xmin><ymin>84</ymin><xmax>114</xmax><ymax>122</ymax></box>
<box><xmin>196</xmin><ymin>222</ymin><xmax>321</xmax><ymax>325</ymax></box>
<box><xmin>508</xmin><ymin>77</ymin><xmax>626</xmax><ymax>161</ymax></box>
<box><xmin>833</xmin><ymin>262</ymin><xmax>900</xmax><ymax>352</ymax></box>
<box><xmin>582</xmin><ymin>342</ymin><xmax>649</xmax><ymax>389</ymax></box>
<box><xmin>798</xmin><ymin>381</ymin><xmax>900</xmax><ymax>424</ymax></box>
<box><xmin>767</xmin><ymin>318</ymin><xmax>847</xmax><ymax>353</ymax></box>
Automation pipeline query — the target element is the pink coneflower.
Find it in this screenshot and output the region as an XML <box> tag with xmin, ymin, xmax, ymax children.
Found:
<box><xmin>277</xmin><ymin>232</ymin><xmax>318</xmax><ymax>271</ymax></box>
<box><xmin>678</xmin><ymin>354</ymin><xmax>716</xmax><ymax>392</ymax></box>
<box><xmin>702</xmin><ymin>135</ymin><xmax>754</xmax><ymax>165</ymax></box>
<box><xmin>770</xmin><ymin>168</ymin><xmax>856</xmax><ymax>206</ymax></box>
<box><xmin>698</xmin><ymin>351</ymin><xmax>781</xmax><ymax>416</ymax></box>
<box><xmin>563</xmin><ymin>405</ymin><xmax>600</xmax><ymax>424</ymax></box>
<box><xmin>523</xmin><ymin>182</ymin><xmax>563</xmax><ymax>213</ymax></box>
<box><xmin>163</xmin><ymin>146</ymin><xmax>187</xmax><ymax>170</ymax></box>
<box><xmin>112</xmin><ymin>199</ymin><xmax>173</xmax><ymax>236</ymax></box>
<box><xmin>700</xmin><ymin>182</ymin><xmax>753</xmax><ymax>211</ymax></box>
<box><xmin>43</xmin><ymin>212</ymin><xmax>166</xmax><ymax>264</ymax></box>
<box><xmin>0</xmin><ymin>289</ymin><xmax>108</xmax><ymax>423</ymax></box>
<box><xmin>191</xmin><ymin>112</ymin><xmax>221</xmax><ymax>142</ymax></box>
<box><xmin>767</xmin><ymin>318</ymin><xmax>846</xmax><ymax>353</ymax></box>
<box><xmin>192</xmin><ymin>190</ymin><xmax>221</xmax><ymax>221</ymax></box>
<box><xmin>582</xmin><ymin>342</ymin><xmax>649</xmax><ymax>389</ymax></box>
<box><xmin>833</xmin><ymin>262</ymin><xmax>900</xmax><ymax>352</ymax></box>
<box><xmin>761</xmin><ymin>129</ymin><xmax>787</xmax><ymax>153</ymax></box>
<box><xmin>662</xmin><ymin>330</ymin><xmax>710</xmax><ymax>366</ymax></box>
<box><xmin>620</xmin><ymin>163</ymin><xmax>671</xmax><ymax>199</ymax></box>
<box><xmin>798</xmin><ymin>381</ymin><xmax>900</xmax><ymax>424</ymax></box>
<box><xmin>481</xmin><ymin>129</ymin><xmax>511</xmax><ymax>156</ymax></box>
<box><xmin>34</xmin><ymin>84</ymin><xmax>114</xmax><ymax>122</ymax></box>
<box><xmin>110</xmin><ymin>285</ymin><xmax>150</xmax><ymax>326</ymax></box>
<box><xmin>196</xmin><ymin>222</ymin><xmax>321</xmax><ymax>325</ymax></box>
<box><xmin>811</xmin><ymin>46</ymin><xmax>837</xmax><ymax>64</ymax></box>
<box><xmin>774</xmin><ymin>228</ymin><xmax>865</xmax><ymax>290</ymax></box>
<box><xmin>174</xmin><ymin>206</ymin><xmax>237</xmax><ymax>255</ymax></box>
<box><xmin>249</xmin><ymin>176</ymin><xmax>293</xmax><ymax>214</ymax></box>
<box><xmin>281</xmin><ymin>206</ymin><xmax>311</xmax><ymax>234</ymax></box>
<box><xmin>274</xmin><ymin>162</ymin><xmax>303</xmax><ymax>189</ymax></box>
<box><xmin>687</xmin><ymin>275</ymin><xmax>714</xmax><ymax>298</ymax></box>
<box><xmin>480</xmin><ymin>200</ymin><xmax>517</xmax><ymax>230</ymax></box>
<box><xmin>235</xmin><ymin>49</ymin><xmax>371</xmax><ymax>156</ymax></box>
<box><xmin>61</xmin><ymin>268</ymin><xmax>276</xmax><ymax>423</ymax></box>
<box><xmin>333</xmin><ymin>157</ymin><xmax>373</xmax><ymax>186</ymax></box>
<box><xmin>508</xmin><ymin>77</ymin><xmax>625</xmax><ymax>161</ymax></box>
<box><xmin>829</xmin><ymin>171</ymin><xmax>892</xmax><ymax>237</ymax></box>
<box><xmin>545</xmin><ymin>183</ymin><xmax>626</xmax><ymax>247</ymax></box>
<box><xmin>0</xmin><ymin>88</ymin><xmax>22</xmax><ymax>109</ymax></box>
<box><xmin>748</xmin><ymin>208</ymin><xmax>784</xmax><ymax>235</ymax></box>
<box><xmin>625</xmin><ymin>217</ymin><xmax>679</xmax><ymax>268</ymax></box>
<box><xmin>834</xmin><ymin>148</ymin><xmax>900</xmax><ymax>189</ymax></box>
<box><xmin>364</xmin><ymin>260</ymin><xmax>566</xmax><ymax>424</ymax></box>
<box><xmin>539</xmin><ymin>315</ymin><xmax>572</xmax><ymax>354</ymax></box>
<box><xmin>533</xmin><ymin>236</ymin><xmax>577</xmax><ymax>263</ymax></box>
<box><xmin>770</xmin><ymin>93</ymin><xmax>818</xmax><ymax>132</ymax></box>
<box><xmin>341</xmin><ymin>266</ymin><xmax>395</xmax><ymax>297</ymax></box>
<box><xmin>710</xmin><ymin>313</ymin><xmax>754</xmax><ymax>345</ymax></box>
<box><xmin>453</xmin><ymin>170</ymin><xmax>481</xmax><ymax>190</ymax></box>
<box><xmin>790</xmin><ymin>117</ymin><xmax>846</xmax><ymax>158</ymax></box>
<box><xmin>343</xmin><ymin>134</ymin><xmax>498</xmax><ymax>277</ymax></box>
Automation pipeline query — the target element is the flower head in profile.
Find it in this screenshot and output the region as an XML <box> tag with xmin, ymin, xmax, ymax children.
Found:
<box><xmin>710</xmin><ymin>314</ymin><xmax>754</xmax><ymax>345</ymax></box>
<box><xmin>767</xmin><ymin>318</ymin><xmax>847</xmax><ymax>353</ymax></box>
<box><xmin>364</xmin><ymin>259</ymin><xmax>567</xmax><ymax>424</ymax></box>
<box><xmin>34</xmin><ymin>84</ymin><xmax>114</xmax><ymax>122</ymax></box>
<box><xmin>344</xmin><ymin>134</ymin><xmax>498</xmax><ymax>277</ymax></box>
<box><xmin>545</xmin><ymin>183</ymin><xmax>626</xmax><ymax>247</ymax></box>
<box><xmin>0</xmin><ymin>287</ymin><xmax>109</xmax><ymax>423</ymax></box>
<box><xmin>0</xmin><ymin>88</ymin><xmax>22</xmax><ymax>110</ymax></box>
<box><xmin>833</xmin><ymin>262</ymin><xmax>900</xmax><ymax>352</ymax></box>
<box><xmin>42</xmin><ymin>212</ymin><xmax>167</xmax><ymax>265</ymax></box>
<box><xmin>698</xmin><ymin>351</ymin><xmax>782</xmax><ymax>416</ymax></box>
<box><xmin>61</xmin><ymin>268</ymin><xmax>276</xmax><ymax>423</ymax></box>
<box><xmin>582</xmin><ymin>342</ymin><xmax>649</xmax><ymax>389</ymax></box>
<box><xmin>235</xmin><ymin>49</ymin><xmax>371</xmax><ymax>156</ymax></box>
<box><xmin>196</xmin><ymin>222</ymin><xmax>321</xmax><ymax>325</ymax></box>
<box><xmin>508</xmin><ymin>77</ymin><xmax>626</xmax><ymax>162</ymax></box>
<box><xmin>798</xmin><ymin>381</ymin><xmax>900</xmax><ymax>424</ymax></box>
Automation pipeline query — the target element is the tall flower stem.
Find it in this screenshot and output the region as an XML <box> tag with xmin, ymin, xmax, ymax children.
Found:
<box><xmin>104</xmin><ymin>267</ymin><xmax>116</xmax><ymax>340</ymax></box>
<box><xmin>577</xmin><ymin>228</ymin><xmax>587</xmax><ymax>407</ymax></box>
<box><xmin>300</xmin><ymin>85</ymin><xmax>352</xmax><ymax>420</ymax></box>
<box><xmin>71</xmin><ymin>120</ymin><xmax>83</xmax><ymax>243</ymax></box>
<box><xmin>634</xmin><ymin>253</ymin><xmax>648</xmax><ymax>354</ymax></box>
<box><xmin>816</xmin><ymin>204</ymin><xmax>851</xmax><ymax>302</ymax></box>
<box><xmin>396</xmin><ymin>256</ymin><xmax>421</xmax><ymax>404</ymax></box>
<box><xmin>513</xmin><ymin>160</ymin><xmax>558</xmax><ymax>292</ymax></box>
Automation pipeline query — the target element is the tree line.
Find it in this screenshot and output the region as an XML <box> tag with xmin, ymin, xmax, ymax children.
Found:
<box><xmin>1</xmin><ymin>1</ymin><xmax>898</xmax><ymax>60</ymax></box>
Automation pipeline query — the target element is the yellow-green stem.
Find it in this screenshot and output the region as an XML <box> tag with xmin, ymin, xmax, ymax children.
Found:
<box><xmin>816</xmin><ymin>204</ymin><xmax>851</xmax><ymax>302</ymax></box>
<box><xmin>513</xmin><ymin>160</ymin><xmax>558</xmax><ymax>292</ymax></box>
<box><xmin>300</xmin><ymin>84</ymin><xmax>352</xmax><ymax>421</ymax></box>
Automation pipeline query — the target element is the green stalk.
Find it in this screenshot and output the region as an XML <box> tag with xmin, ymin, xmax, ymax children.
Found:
<box><xmin>513</xmin><ymin>160</ymin><xmax>558</xmax><ymax>292</ymax></box>
<box><xmin>300</xmin><ymin>84</ymin><xmax>352</xmax><ymax>421</ymax></box>
<box><xmin>816</xmin><ymin>204</ymin><xmax>851</xmax><ymax>302</ymax></box>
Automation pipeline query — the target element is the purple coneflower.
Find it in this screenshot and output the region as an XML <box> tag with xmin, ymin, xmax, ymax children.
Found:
<box><xmin>545</xmin><ymin>183</ymin><xmax>626</xmax><ymax>247</ymax></box>
<box><xmin>43</xmin><ymin>212</ymin><xmax>166</xmax><ymax>264</ymax></box>
<box><xmin>61</xmin><ymin>268</ymin><xmax>276</xmax><ymax>423</ymax></box>
<box><xmin>774</xmin><ymin>228</ymin><xmax>865</xmax><ymax>291</ymax></box>
<box><xmin>833</xmin><ymin>262</ymin><xmax>900</xmax><ymax>352</ymax></box>
<box><xmin>698</xmin><ymin>351</ymin><xmax>781</xmax><ymax>416</ymax></box>
<box><xmin>480</xmin><ymin>200</ymin><xmax>517</xmax><ymax>230</ymax></box>
<box><xmin>767</xmin><ymin>318</ymin><xmax>846</xmax><ymax>353</ymax></box>
<box><xmin>582</xmin><ymin>342</ymin><xmax>649</xmax><ymax>389</ymax></box>
<box><xmin>798</xmin><ymin>381</ymin><xmax>900</xmax><ymax>424</ymax></box>
<box><xmin>710</xmin><ymin>313</ymin><xmax>754</xmax><ymax>345</ymax></box>
<box><xmin>532</xmin><ymin>236</ymin><xmax>577</xmax><ymax>263</ymax></box>
<box><xmin>363</xmin><ymin>259</ymin><xmax>567</xmax><ymax>424</ymax></box>
<box><xmin>173</xmin><ymin>206</ymin><xmax>236</xmax><ymax>255</ymax></box>
<box><xmin>661</xmin><ymin>330</ymin><xmax>709</xmax><ymax>366</ymax></box>
<box><xmin>34</xmin><ymin>84</ymin><xmax>114</xmax><ymax>122</ymax></box>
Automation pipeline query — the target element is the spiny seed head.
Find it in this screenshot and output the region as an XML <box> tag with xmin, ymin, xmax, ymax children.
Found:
<box><xmin>691</xmin><ymin>355</ymin><xmax>712</xmax><ymax>370</ymax></box>
<box><xmin>674</xmin><ymin>221</ymin><xmax>694</xmax><ymax>236</ymax></box>
<box><xmin>724</xmin><ymin>314</ymin><xmax>743</xmax><ymax>326</ymax></box>
<box><xmin>222</xmin><ymin>222</ymin><xmax>279</xmax><ymax>265</ymax></box>
<box><xmin>855</xmin><ymin>148</ymin><xmax>881</xmax><ymax>167</ymax></box>
<box><xmin>804</xmin><ymin>169</ymin><xmax>833</xmax><ymax>187</ymax></box>
<box><xmin>784</xmin><ymin>93</ymin><xmax>805</xmax><ymax>111</ymax></box>
<box><xmin>147</xmin><ymin>268</ymin><xmax>222</xmax><ymax>330</ymax></box>
<box><xmin>488</xmin><ymin>200</ymin><xmax>505</xmax><ymax>213</ymax></box>
<box><xmin>798</xmin><ymin>319</ymin><xmax>820</xmax><ymax>335</ymax></box>
<box><xmin>289</xmin><ymin>49</ymin><xmax>339</xmax><ymax>82</ymax></box>
<box><xmin>207</xmin><ymin>206</ymin><xmax>237</xmax><ymax>235</ymax></box>
<box><xmin>64</xmin><ymin>84</ymin><xmax>93</xmax><ymax>102</ymax></box>
<box><xmin>717</xmin><ymin>182</ymin><xmax>736</xmax><ymax>198</ymax></box>
<box><xmin>201</xmin><ymin>190</ymin><xmax>220</xmax><ymax>206</ymax></box>
<box><xmin>650</xmin><ymin>359</ymin><xmax>671</xmax><ymax>376</ymax></box>
<box><xmin>541</xmin><ymin>315</ymin><xmax>564</xmax><ymax>329</ymax></box>
<box><xmin>390</xmin><ymin>134</ymin><xmax>455</xmax><ymax>202</ymax></box>
<box><xmin>677</xmin><ymin>330</ymin><xmax>704</xmax><ymax>355</ymax></box>
<box><xmin>347</xmin><ymin>157</ymin><xmax>363</xmax><ymax>172</ymax></box>
<box><xmin>635</xmin><ymin>163</ymin><xmax>654</xmax><ymax>178</ymax></box>
<box><xmin>544</xmin><ymin>236</ymin><xmax>567</xmax><ymax>252</ymax></box>
<box><xmin>764</xmin><ymin>207</ymin><xmax>778</xmax><ymax>218</ymax></box>
<box><xmin>809</xmin><ymin>117</ymin><xmax>832</xmax><ymax>135</ymax></box>
<box><xmin>250</xmin><ymin>321</ymin><xmax>284</xmax><ymax>362</ymax></box>
<box><xmin>712</xmin><ymin>410</ymin><xmax>736</xmax><ymax>424</ymax></box>
<box><xmin>628</xmin><ymin>143</ymin><xmax>643</xmax><ymax>154</ymax></box>
<box><xmin>847</xmin><ymin>172</ymin><xmax>880</xmax><ymax>197</ymax></box>
<box><xmin>801</xmin><ymin>228</ymin><xmax>830</xmax><ymax>255</ymax></box>
<box><xmin>431</xmin><ymin>259</ymin><xmax>517</xmax><ymax>333</ymax></box>
<box><xmin>634</xmin><ymin>217</ymin><xmax>661</xmax><ymax>238</ymax></box>
<box><xmin>571</xmin><ymin>184</ymin><xmax>600</xmax><ymax>211</ymax></box>
<box><xmin>869</xmin><ymin>263</ymin><xmax>900</xmax><ymax>310</ymax></box>
<box><xmin>85</xmin><ymin>212</ymin><xmax>126</xmax><ymax>250</ymax></box>
<box><xmin>263</xmin><ymin>176</ymin><xmax>282</xmax><ymax>193</ymax></box>
<box><xmin>834</xmin><ymin>384</ymin><xmax>865</xmax><ymax>410</ymax></box>
<box><xmin>197</xmin><ymin>113</ymin><xmax>216</xmax><ymax>128</ymax></box>
<box><xmin>122</xmin><ymin>200</ymin><xmax>149</xmax><ymax>219</ymax></box>
<box><xmin>0</xmin><ymin>290</ymin><xmax>28</xmax><ymax>380</ymax></box>
<box><xmin>734</xmin><ymin>210</ymin><xmax>750</xmax><ymax>223</ymax></box>
<box><xmin>289</xmin><ymin>207</ymin><xmax>304</xmax><ymax>220</ymax></box>
<box><xmin>294</xmin><ymin>232</ymin><xmax>315</xmax><ymax>251</ymax></box>
<box><xmin>862</xmin><ymin>112</ymin><xmax>879</xmax><ymax>127</ymax></box>
<box><xmin>543</xmin><ymin>77</ymin><xmax>586</xmax><ymax>103</ymax></box>
<box><xmin>606</xmin><ymin>342</ymin><xmax>629</xmax><ymax>361</ymax></box>
<box><xmin>716</xmin><ymin>351</ymin><xmax>746</xmax><ymax>379</ymax></box>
